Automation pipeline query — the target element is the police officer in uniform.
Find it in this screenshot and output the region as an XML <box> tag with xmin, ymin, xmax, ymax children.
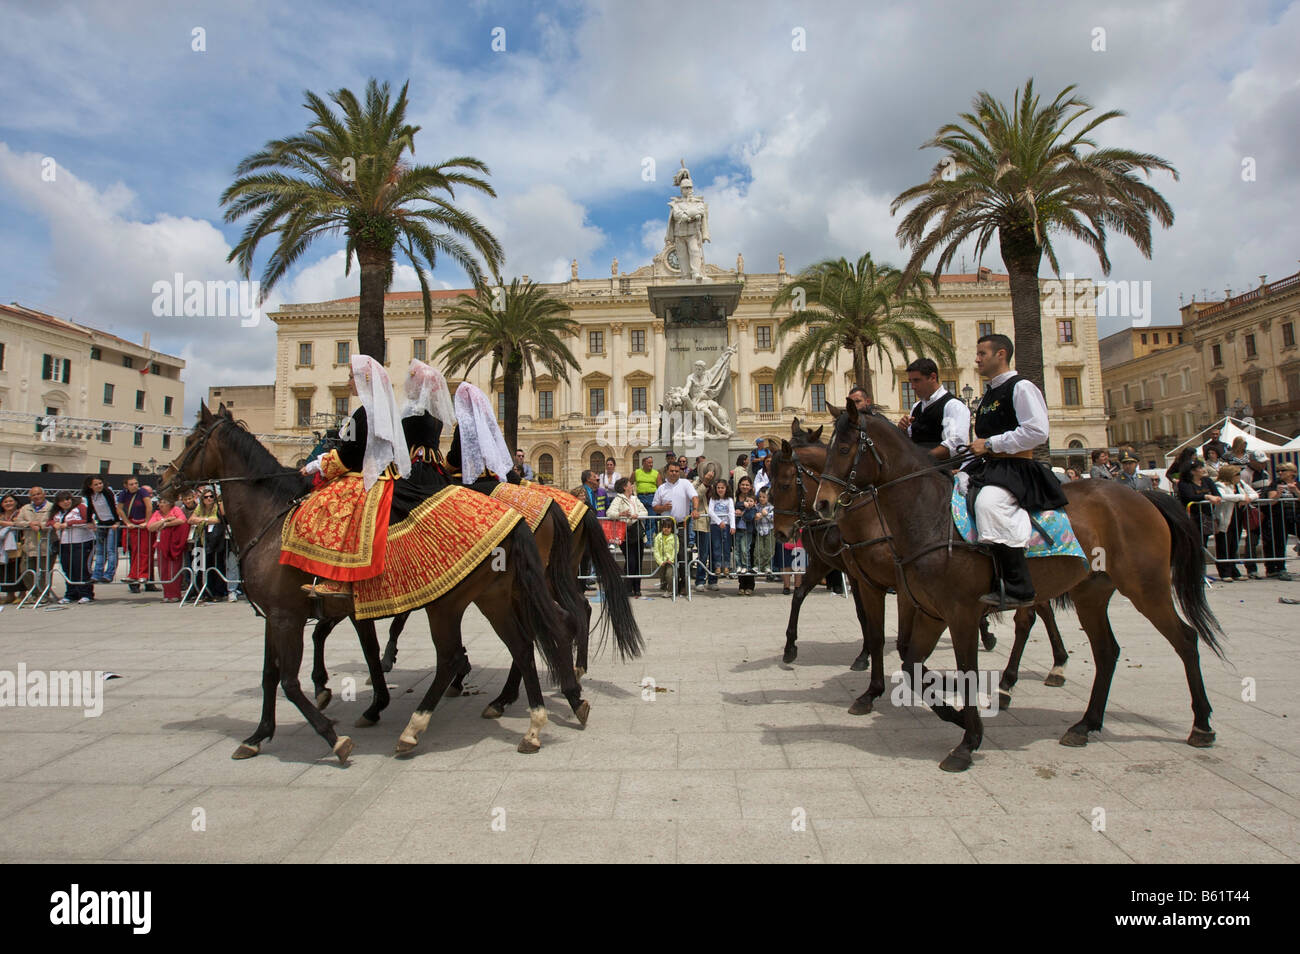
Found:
<box><xmin>965</xmin><ymin>334</ymin><xmax>1068</xmax><ymax>609</ymax></box>
<box><xmin>896</xmin><ymin>357</ymin><xmax>970</xmax><ymax>460</ymax></box>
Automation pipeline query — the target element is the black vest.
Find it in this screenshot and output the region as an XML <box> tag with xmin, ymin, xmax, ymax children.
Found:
<box><xmin>974</xmin><ymin>375</ymin><xmax>1023</xmax><ymax>439</ymax></box>
<box><xmin>910</xmin><ymin>391</ymin><xmax>957</xmax><ymax>449</ymax></box>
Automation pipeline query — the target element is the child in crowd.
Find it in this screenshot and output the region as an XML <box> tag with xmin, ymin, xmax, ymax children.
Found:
<box><xmin>653</xmin><ymin>517</ymin><xmax>679</xmax><ymax>598</ymax></box>
<box><xmin>705</xmin><ymin>479</ymin><xmax>734</xmax><ymax>590</ymax></box>
<box><xmin>754</xmin><ymin>487</ymin><xmax>776</xmax><ymax>581</ymax></box>
<box><xmin>51</xmin><ymin>491</ymin><xmax>94</xmax><ymax>604</ymax></box>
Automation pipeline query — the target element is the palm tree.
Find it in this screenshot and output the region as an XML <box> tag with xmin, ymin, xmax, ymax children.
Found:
<box><xmin>434</xmin><ymin>277</ymin><xmax>581</xmax><ymax>453</ymax></box>
<box><xmin>770</xmin><ymin>253</ymin><xmax>956</xmax><ymax>406</ymax></box>
<box><xmin>892</xmin><ymin>79</ymin><xmax>1177</xmax><ymax>457</ymax></box>
<box><xmin>220</xmin><ymin>78</ymin><xmax>503</xmax><ymax>360</ymax></box>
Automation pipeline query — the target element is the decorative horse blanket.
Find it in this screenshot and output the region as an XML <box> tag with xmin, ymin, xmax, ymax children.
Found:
<box><xmin>280</xmin><ymin>451</ymin><xmax>392</xmax><ymax>581</ymax></box>
<box><xmin>490</xmin><ymin>482</ymin><xmax>554</xmax><ymax>532</ymax></box>
<box><xmin>951</xmin><ymin>483</ymin><xmax>1085</xmax><ymax>560</ymax></box>
<box><xmin>519</xmin><ymin>482</ymin><xmax>588</xmax><ymax>531</ymax></box>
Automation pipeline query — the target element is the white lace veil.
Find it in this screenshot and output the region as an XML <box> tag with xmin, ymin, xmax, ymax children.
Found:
<box><xmin>453</xmin><ymin>382</ymin><xmax>513</xmax><ymax>484</ymax></box>
<box><xmin>350</xmin><ymin>354</ymin><xmax>411</xmax><ymax>489</ymax></box>
<box><xmin>400</xmin><ymin>359</ymin><xmax>455</xmax><ymax>424</ymax></box>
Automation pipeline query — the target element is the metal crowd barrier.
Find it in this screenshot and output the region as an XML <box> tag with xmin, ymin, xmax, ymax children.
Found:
<box><xmin>4</xmin><ymin>524</ymin><xmax>244</xmax><ymax>609</ymax></box>
<box><xmin>1184</xmin><ymin>496</ymin><xmax>1299</xmax><ymax>579</ymax></box>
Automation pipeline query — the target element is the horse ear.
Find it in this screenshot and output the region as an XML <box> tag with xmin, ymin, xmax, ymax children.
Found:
<box><xmin>199</xmin><ymin>401</ymin><xmax>213</xmax><ymax>424</ymax></box>
<box><xmin>810</xmin><ymin>425</ymin><xmax>824</xmax><ymax>443</ymax></box>
<box><xmin>790</xmin><ymin>416</ymin><xmax>802</xmax><ymax>437</ymax></box>
<box><xmin>827</xmin><ymin>400</ymin><xmax>841</xmax><ymax>417</ymax></box>
<box><xmin>841</xmin><ymin>397</ymin><xmax>857</xmax><ymax>421</ymax></box>
<box><xmin>781</xmin><ymin>439</ymin><xmax>792</xmax><ymax>456</ymax></box>
<box><xmin>218</xmin><ymin>402</ymin><xmax>232</xmax><ymax>419</ymax></box>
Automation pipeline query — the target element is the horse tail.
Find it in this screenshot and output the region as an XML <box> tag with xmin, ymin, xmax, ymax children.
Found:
<box><xmin>579</xmin><ymin>509</ymin><xmax>645</xmax><ymax>661</ymax></box>
<box><xmin>506</xmin><ymin>521</ymin><xmax>567</xmax><ymax>681</ymax></box>
<box><xmin>542</xmin><ymin>505</ymin><xmax>588</xmax><ymax>646</ymax></box>
<box><xmin>1140</xmin><ymin>489</ymin><xmax>1226</xmax><ymax>659</ymax></box>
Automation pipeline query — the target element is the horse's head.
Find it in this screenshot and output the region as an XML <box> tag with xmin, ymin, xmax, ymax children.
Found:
<box><xmin>160</xmin><ymin>401</ymin><xmax>232</xmax><ymax>494</ymax></box>
<box><xmin>812</xmin><ymin>398</ymin><xmax>890</xmax><ymax>519</ymax></box>
<box><xmin>769</xmin><ymin>426</ymin><xmax>829</xmax><ymax>543</ymax></box>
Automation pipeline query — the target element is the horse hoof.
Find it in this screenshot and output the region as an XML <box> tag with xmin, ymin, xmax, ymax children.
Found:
<box><xmin>354</xmin><ymin>714</ymin><xmax>378</xmax><ymax>728</ymax></box>
<box><xmin>574</xmin><ymin>666</ymin><xmax>586</xmax><ymax>681</ymax></box>
<box><xmin>847</xmin><ymin>697</ymin><xmax>874</xmax><ymax>716</ymax></box>
<box><xmin>782</xmin><ymin>646</ymin><xmax>797</xmax><ymax>665</ymax></box>
<box><xmin>849</xmin><ymin>653</ymin><xmax>870</xmax><ymax>672</ymax></box>
<box><xmin>333</xmin><ymin>736</ymin><xmax>354</xmax><ymax>764</ymax></box>
<box><xmin>482</xmin><ymin>704</ymin><xmax>504</xmax><ymax>720</ymax></box>
<box><xmin>381</xmin><ymin>659</ymin><xmax>395</xmax><ymax>673</ymax></box>
<box><xmin>1043</xmin><ymin>673</ymin><xmax>1066</xmax><ymax>688</ymax></box>
<box><xmin>1188</xmin><ymin>728</ymin><xmax>1216</xmax><ymax>748</ymax></box>
<box><xmin>517</xmin><ymin>737</ymin><xmax>541</xmax><ymax>754</ymax></box>
<box><xmin>315</xmin><ymin>688</ymin><xmax>332</xmax><ymax>710</ymax></box>
<box><xmin>394</xmin><ymin>736</ymin><xmax>417</xmax><ymax>756</ymax></box>
<box><xmin>997</xmin><ymin>689</ymin><xmax>1012</xmax><ymax>711</ymax></box>
<box><xmin>575</xmin><ymin>700</ymin><xmax>591</xmax><ymax>726</ymax></box>
<box><xmin>231</xmin><ymin>742</ymin><xmax>260</xmax><ymax>760</ymax></box>
<box><xmin>446</xmin><ymin>684</ymin><xmax>463</xmax><ymax>697</ymax></box>
<box><xmin>981</xmin><ymin>634</ymin><xmax>997</xmax><ymax>651</ymax></box>
<box><xmin>1059</xmin><ymin>729</ymin><xmax>1090</xmax><ymax>747</ymax></box>
<box><xmin>939</xmin><ymin>750</ymin><xmax>972</xmax><ymax>772</ymax></box>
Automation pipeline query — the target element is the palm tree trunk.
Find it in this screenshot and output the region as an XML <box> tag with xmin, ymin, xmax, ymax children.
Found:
<box><xmin>999</xmin><ymin>227</ymin><xmax>1050</xmax><ymax>464</ymax></box>
<box><xmin>503</xmin><ymin>360</ymin><xmax>521</xmax><ymax>456</ymax></box>
<box><xmin>356</xmin><ymin>244</ymin><xmax>389</xmax><ymax>361</ymax></box>
<box><xmin>853</xmin><ymin>340</ymin><xmax>871</xmax><ymax>403</ymax></box>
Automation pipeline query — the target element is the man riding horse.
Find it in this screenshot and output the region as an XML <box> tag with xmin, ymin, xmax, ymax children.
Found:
<box><xmin>964</xmin><ymin>333</ymin><xmax>1068</xmax><ymax>609</ymax></box>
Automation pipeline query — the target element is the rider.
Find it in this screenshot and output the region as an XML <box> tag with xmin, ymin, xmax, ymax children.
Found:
<box><xmin>447</xmin><ymin>382</ymin><xmax>516</xmax><ymax>487</ymax></box>
<box><xmin>965</xmin><ymin>333</ymin><xmax>1067</xmax><ymax>609</ymax></box>
<box><xmin>281</xmin><ymin>355</ymin><xmax>410</xmax><ymax>600</ymax></box>
<box><xmin>401</xmin><ymin>359</ymin><xmax>456</xmax><ymax>490</ymax></box>
<box><xmin>896</xmin><ymin>357</ymin><xmax>970</xmax><ymax>460</ymax></box>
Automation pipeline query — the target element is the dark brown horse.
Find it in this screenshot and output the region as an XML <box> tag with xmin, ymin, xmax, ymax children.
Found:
<box><xmin>767</xmin><ymin>427</ymin><xmax>1070</xmax><ymax>709</ymax></box>
<box><xmin>163</xmin><ymin>404</ymin><xmax>574</xmax><ymax>759</ymax></box>
<box><xmin>812</xmin><ymin>400</ymin><xmax>1223</xmax><ymax>771</ymax></box>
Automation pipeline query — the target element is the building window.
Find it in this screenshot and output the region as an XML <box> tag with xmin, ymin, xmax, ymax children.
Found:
<box><xmin>1062</xmin><ymin>376</ymin><xmax>1081</xmax><ymax>406</ymax></box>
<box><xmin>99</xmin><ymin>460</ymin><xmax>110</xmax><ymax>474</ymax></box>
<box><xmin>150</xmin><ymin>362</ymin><xmax>161</xmax><ymax>375</ymax></box>
<box><xmin>588</xmin><ymin>331</ymin><xmax>604</xmax><ymax>354</ymax></box>
<box><xmin>1123</xmin><ymin>384</ymin><xmax>1130</xmax><ymax>404</ymax></box>
<box><xmin>900</xmin><ymin>379</ymin><xmax>917</xmax><ymax>409</ymax></box>
<box><xmin>939</xmin><ymin>322</ymin><xmax>954</xmax><ymax>344</ymax></box>
<box><xmin>1166</xmin><ymin>333</ymin><xmax>1174</xmax><ymax>345</ymax></box>
<box><xmin>1181</xmin><ymin>368</ymin><xmax>1190</xmax><ymax>392</ymax></box>
<box><xmin>383</xmin><ymin>339</ymin><xmax>389</xmax><ymax>365</ymax></box>
<box><xmin>537</xmin><ymin>454</ymin><xmax>554</xmax><ymax>480</ymax></box>
<box><xmin>164</xmin><ymin>395</ymin><xmax>173</xmax><ymax>416</ymax></box>
<box><xmin>1057</xmin><ymin>320</ymin><xmax>1074</xmax><ymax>344</ymax></box>
<box><xmin>588</xmin><ymin>387</ymin><xmax>606</xmax><ymax>417</ymax></box>
<box><xmin>103</xmin><ymin>383</ymin><xmax>115</xmax><ymax>405</ymax></box>
<box><xmin>89</xmin><ymin>346</ymin><xmax>101</xmax><ymax>361</ymax></box>
<box><xmin>334</xmin><ymin>396</ymin><xmax>348</xmax><ymax>418</ymax></box>
<box><xmin>1178</xmin><ymin>332</ymin><xmax>1184</xmax><ymax>343</ymax></box>
<box><xmin>631</xmin><ymin>386</ymin><xmax>647</xmax><ymax>413</ymax></box>
<box><xmin>977</xmin><ymin>321</ymin><xmax>994</xmax><ymax>338</ymax></box>
<box><xmin>122</xmin><ymin>356</ymin><xmax>134</xmax><ymax>369</ymax></box>
<box><xmin>1248</xmin><ymin>379</ymin><xmax>1262</xmax><ymax>407</ymax></box>
<box><xmin>1287</xmin><ymin>371</ymin><xmax>1300</xmax><ymax>401</ymax></box>
<box><xmin>41</xmin><ymin>354</ymin><xmax>71</xmax><ymax>383</ymax></box>
<box><xmin>336</xmin><ymin>341</ymin><xmax>350</xmax><ymax>365</ymax></box>
<box><xmin>135</xmin><ymin>390</ymin><xmax>145</xmax><ymax>411</ymax></box>
<box><xmin>298</xmin><ymin>342</ymin><xmax>313</xmax><ymax>366</ymax></box>
<box><xmin>589</xmin><ymin>451</ymin><xmax>605</xmax><ymax>473</ymax></box>
<box><xmin>1214</xmin><ymin>388</ymin><xmax>1227</xmax><ymax>413</ymax></box>
<box><xmin>0</xmin><ymin>343</ymin><xmax>4</xmax><ymax>371</ymax></box>
<box><xmin>942</xmin><ymin>379</ymin><xmax>958</xmax><ymax>397</ymax></box>
<box><xmin>758</xmin><ymin>383</ymin><xmax>775</xmax><ymax>413</ymax></box>
<box><xmin>412</xmin><ymin>338</ymin><xmax>427</xmax><ymax>361</ymax></box>
<box><xmin>538</xmin><ymin>390</ymin><xmax>554</xmax><ymax>419</ymax></box>
<box><xmin>1140</xmin><ymin>333</ymin><xmax>1147</xmax><ymax>345</ymax></box>
<box><xmin>162</xmin><ymin>434</ymin><xmax>171</xmax><ymax>451</ymax></box>
<box><xmin>1211</xmin><ymin>343</ymin><xmax>1222</xmax><ymax>367</ymax></box>
<box><xmin>132</xmin><ymin>428</ymin><xmax>143</xmax><ymax>447</ymax></box>
<box><xmin>297</xmin><ymin>398</ymin><xmax>311</xmax><ymax>426</ymax></box>
<box><xmin>630</xmin><ymin>329</ymin><xmax>646</xmax><ymax>353</ymax></box>
<box><xmin>1144</xmin><ymin>419</ymin><xmax>1152</xmax><ymax>441</ymax></box>
<box><xmin>810</xmin><ymin>383</ymin><xmax>826</xmax><ymax>411</ymax></box>
<box><xmin>1283</xmin><ymin>322</ymin><xmax>1296</xmax><ymax>348</ymax></box>
<box><xmin>100</xmin><ymin>427</ymin><xmax>111</xmax><ymax>443</ymax></box>
<box><xmin>1245</xmin><ymin>334</ymin><xmax>1257</xmax><ymax>358</ymax></box>
<box><xmin>756</xmin><ymin>325</ymin><xmax>773</xmax><ymax>349</ymax></box>
<box><xmin>496</xmin><ymin>392</ymin><xmax>505</xmax><ymax>422</ymax></box>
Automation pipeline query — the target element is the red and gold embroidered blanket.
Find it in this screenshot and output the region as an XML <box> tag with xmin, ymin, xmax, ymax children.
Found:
<box><xmin>490</xmin><ymin>482</ymin><xmax>554</xmax><ymax>532</ymax></box>
<box><xmin>280</xmin><ymin>464</ymin><xmax>392</xmax><ymax>581</ymax></box>
<box><xmin>519</xmin><ymin>482</ymin><xmax>587</xmax><ymax>530</ymax></box>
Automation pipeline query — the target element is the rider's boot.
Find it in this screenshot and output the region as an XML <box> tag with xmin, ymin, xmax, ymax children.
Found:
<box><xmin>979</xmin><ymin>544</ymin><xmax>1036</xmax><ymax>610</ymax></box>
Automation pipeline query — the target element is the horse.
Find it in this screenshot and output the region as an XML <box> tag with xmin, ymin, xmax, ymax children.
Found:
<box><xmin>162</xmin><ymin>403</ymin><xmax>575</xmax><ymax>759</ymax></box>
<box><xmin>811</xmin><ymin>400</ymin><xmax>1223</xmax><ymax>772</ymax></box>
<box><xmin>768</xmin><ymin>425</ymin><xmax>1070</xmax><ymax>706</ymax></box>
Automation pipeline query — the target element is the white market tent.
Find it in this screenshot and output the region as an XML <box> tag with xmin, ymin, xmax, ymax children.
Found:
<box><xmin>1163</xmin><ymin>417</ymin><xmax>1300</xmax><ymax>471</ymax></box>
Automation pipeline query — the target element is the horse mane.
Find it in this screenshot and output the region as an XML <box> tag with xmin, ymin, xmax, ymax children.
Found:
<box><xmin>217</xmin><ymin>414</ymin><xmax>313</xmax><ymax>504</ymax></box>
<box><xmin>831</xmin><ymin>406</ymin><xmax>935</xmax><ymax>471</ymax></box>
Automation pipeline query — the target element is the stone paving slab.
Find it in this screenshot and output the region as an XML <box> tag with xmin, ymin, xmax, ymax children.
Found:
<box><xmin>0</xmin><ymin>577</ymin><xmax>1297</xmax><ymax>863</ymax></box>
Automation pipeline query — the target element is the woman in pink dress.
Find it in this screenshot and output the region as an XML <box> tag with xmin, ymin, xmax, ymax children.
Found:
<box><xmin>148</xmin><ymin>493</ymin><xmax>191</xmax><ymax>603</ymax></box>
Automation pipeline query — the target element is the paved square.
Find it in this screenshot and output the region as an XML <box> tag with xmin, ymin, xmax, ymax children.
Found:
<box><xmin>1</xmin><ymin>578</ymin><xmax>1297</xmax><ymax>863</ymax></box>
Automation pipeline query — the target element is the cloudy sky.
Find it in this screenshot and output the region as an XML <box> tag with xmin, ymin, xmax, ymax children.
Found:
<box><xmin>2</xmin><ymin>0</ymin><xmax>1297</xmax><ymax>415</ymax></box>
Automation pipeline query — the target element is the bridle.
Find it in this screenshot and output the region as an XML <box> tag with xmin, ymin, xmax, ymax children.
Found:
<box><xmin>770</xmin><ymin>448</ymin><xmax>833</xmax><ymax>534</ymax></box>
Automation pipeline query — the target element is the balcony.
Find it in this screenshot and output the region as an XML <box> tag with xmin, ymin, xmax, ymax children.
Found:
<box><xmin>1133</xmin><ymin>398</ymin><xmax>1153</xmax><ymax>411</ymax></box>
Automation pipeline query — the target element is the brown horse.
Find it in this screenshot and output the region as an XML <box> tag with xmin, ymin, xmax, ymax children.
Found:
<box><xmin>767</xmin><ymin>427</ymin><xmax>1070</xmax><ymax>709</ymax></box>
<box><xmin>162</xmin><ymin>404</ymin><xmax>574</xmax><ymax>759</ymax></box>
<box><xmin>811</xmin><ymin>400</ymin><xmax>1223</xmax><ymax>771</ymax></box>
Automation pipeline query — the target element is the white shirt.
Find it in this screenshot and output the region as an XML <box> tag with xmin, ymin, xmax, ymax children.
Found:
<box><xmin>598</xmin><ymin>470</ymin><xmax>622</xmax><ymax>492</ymax></box>
<box><xmin>708</xmin><ymin>498</ymin><xmax>735</xmax><ymax>529</ymax></box>
<box><xmin>908</xmin><ymin>386</ymin><xmax>971</xmax><ymax>456</ymax></box>
<box><xmin>983</xmin><ymin>371</ymin><xmax>1050</xmax><ymax>455</ymax></box>
<box><xmin>652</xmin><ymin>477</ymin><xmax>698</xmax><ymax>521</ymax></box>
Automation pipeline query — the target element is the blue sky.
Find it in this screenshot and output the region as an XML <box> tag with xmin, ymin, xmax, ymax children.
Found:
<box><xmin>2</xmin><ymin>0</ymin><xmax>1298</xmax><ymax>414</ymax></box>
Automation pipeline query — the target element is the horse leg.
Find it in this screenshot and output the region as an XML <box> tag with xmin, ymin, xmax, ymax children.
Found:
<box><xmin>896</xmin><ymin>613</ymin><xmax>965</xmax><ymax>731</ymax></box>
<box><xmin>1060</xmin><ymin>576</ymin><xmax>1119</xmax><ymax>748</ymax></box>
<box><xmin>447</xmin><ymin>646</ymin><xmax>472</xmax><ymax>696</ymax></box>
<box><xmin>1039</xmin><ymin>603</ymin><xmax>1069</xmax><ymax>687</ymax></box>
<box><xmin>783</xmin><ymin>561</ymin><xmax>828</xmax><ymax>664</ymax></box>
<box><xmin>395</xmin><ymin>609</ymin><xmax>472</xmax><ymax>755</ymax></box>
<box><xmin>979</xmin><ymin>615</ymin><xmax>997</xmax><ymax>651</ymax></box>
<box><xmin>233</xmin><ymin>621</ymin><xmax>280</xmax><ymax>759</ymax></box>
<box><xmin>847</xmin><ymin>583</ymin><xmax>887</xmax><ymax>715</ymax></box>
<box><xmin>310</xmin><ymin>615</ymin><xmax>342</xmax><ymax>709</ymax></box>
<box><xmin>351</xmin><ymin>617</ymin><xmax>391</xmax><ymax>728</ymax></box>
<box><xmin>997</xmin><ymin>608</ymin><xmax>1035</xmax><ymax>708</ymax></box>
<box><xmin>275</xmin><ymin>622</ymin><xmax>352</xmax><ymax>763</ymax></box>
<box><xmin>939</xmin><ymin>611</ymin><xmax>987</xmax><ymax>773</ymax></box>
<box><xmin>381</xmin><ymin>611</ymin><xmax>409</xmax><ymax>672</ymax></box>
<box><xmin>1126</xmin><ymin>587</ymin><xmax>1216</xmax><ymax>747</ymax></box>
<box><xmin>847</xmin><ymin>574</ymin><xmax>874</xmax><ymax>672</ymax></box>
<box><xmin>480</xmin><ymin>601</ymin><xmax>549</xmax><ymax>753</ymax></box>
<box><xmin>483</xmin><ymin>663</ymin><xmax>524</xmax><ymax>719</ymax></box>
<box><xmin>575</xmin><ymin>600</ymin><xmax>591</xmax><ymax>680</ymax></box>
